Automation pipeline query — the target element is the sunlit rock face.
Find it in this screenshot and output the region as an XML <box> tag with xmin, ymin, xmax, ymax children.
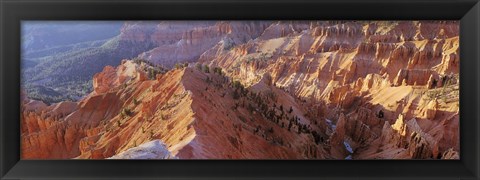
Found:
<box><xmin>21</xmin><ymin>21</ymin><xmax>459</xmax><ymax>159</ymax></box>
<box><xmin>129</xmin><ymin>21</ymin><xmax>272</xmax><ymax>68</ymax></box>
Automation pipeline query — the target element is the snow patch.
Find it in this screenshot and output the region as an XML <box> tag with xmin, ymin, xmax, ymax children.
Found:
<box><xmin>108</xmin><ymin>140</ymin><xmax>177</xmax><ymax>159</ymax></box>
<box><xmin>343</xmin><ymin>141</ymin><xmax>353</xmax><ymax>154</ymax></box>
<box><xmin>345</xmin><ymin>155</ymin><xmax>352</xmax><ymax>160</ymax></box>
<box><xmin>325</xmin><ymin>119</ymin><xmax>336</xmax><ymax>131</ymax></box>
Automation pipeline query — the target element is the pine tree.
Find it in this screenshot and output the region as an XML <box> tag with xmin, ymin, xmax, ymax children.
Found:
<box><xmin>196</xmin><ymin>63</ymin><xmax>202</xmax><ymax>71</ymax></box>
<box><xmin>233</xmin><ymin>89</ymin><xmax>240</xmax><ymax>100</ymax></box>
<box><xmin>204</xmin><ymin>65</ymin><xmax>210</xmax><ymax>73</ymax></box>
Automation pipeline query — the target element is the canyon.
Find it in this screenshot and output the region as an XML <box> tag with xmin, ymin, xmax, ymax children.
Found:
<box><xmin>21</xmin><ymin>21</ymin><xmax>459</xmax><ymax>159</ymax></box>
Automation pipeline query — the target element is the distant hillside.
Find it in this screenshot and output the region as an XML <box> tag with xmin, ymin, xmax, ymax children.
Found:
<box><xmin>21</xmin><ymin>21</ymin><xmax>271</xmax><ymax>104</ymax></box>
<box><xmin>22</xmin><ymin>21</ymin><xmax>123</xmax><ymax>54</ymax></box>
<box><xmin>21</xmin><ymin>21</ymin><xmax>156</xmax><ymax>104</ymax></box>
<box><xmin>22</xmin><ymin>36</ymin><xmax>157</xmax><ymax>104</ymax></box>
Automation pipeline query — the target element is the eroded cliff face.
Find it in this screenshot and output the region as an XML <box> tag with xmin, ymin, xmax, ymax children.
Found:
<box><xmin>22</xmin><ymin>60</ymin><xmax>330</xmax><ymax>159</ymax></box>
<box><xmin>21</xmin><ymin>21</ymin><xmax>459</xmax><ymax>159</ymax></box>
<box><xmin>22</xmin><ymin>61</ymin><xmax>194</xmax><ymax>159</ymax></box>
<box><xmin>198</xmin><ymin>21</ymin><xmax>459</xmax><ymax>159</ymax></box>
<box><xmin>120</xmin><ymin>21</ymin><xmax>271</xmax><ymax>68</ymax></box>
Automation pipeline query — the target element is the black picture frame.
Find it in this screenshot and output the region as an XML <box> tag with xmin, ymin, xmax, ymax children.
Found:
<box><xmin>1</xmin><ymin>0</ymin><xmax>479</xmax><ymax>179</ymax></box>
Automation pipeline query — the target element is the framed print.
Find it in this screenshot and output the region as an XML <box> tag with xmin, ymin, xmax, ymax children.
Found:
<box><xmin>1</xmin><ymin>0</ymin><xmax>479</xmax><ymax>179</ymax></box>
<box><xmin>18</xmin><ymin>20</ymin><xmax>461</xmax><ymax>160</ymax></box>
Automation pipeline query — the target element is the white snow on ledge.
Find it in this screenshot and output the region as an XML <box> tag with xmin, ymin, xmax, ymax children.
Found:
<box><xmin>325</xmin><ymin>119</ymin><xmax>337</xmax><ymax>131</ymax></box>
<box><xmin>343</xmin><ymin>141</ymin><xmax>353</xmax><ymax>154</ymax></box>
<box><xmin>345</xmin><ymin>155</ymin><xmax>352</xmax><ymax>160</ymax></box>
<box><xmin>108</xmin><ymin>140</ymin><xmax>177</xmax><ymax>159</ymax></box>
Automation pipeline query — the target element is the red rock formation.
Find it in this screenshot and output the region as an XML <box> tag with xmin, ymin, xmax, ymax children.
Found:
<box><xmin>21</xmin><ymin>21</ymin><xmax>459</xmax><ymax>159</ymax></box>
<box><xmin>22</xmin><ymin>59</ymin><xmax>332</xmax><ymax>159</ymax></box>
<box><xmin>442</xmin><ymin>148</ymin><xmax>460</xmax><ymax>159</ymax></box>
<box><xmin>134</xmin><ymin>21</ymin><xmax>271</xmax><ymax>68</ymax></box>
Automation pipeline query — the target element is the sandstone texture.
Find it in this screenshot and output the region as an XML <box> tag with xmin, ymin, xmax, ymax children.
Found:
<box><xmin>21</xmin><ymin>21</ymin><xmax>459</xmax><ymax>159</ymax></box>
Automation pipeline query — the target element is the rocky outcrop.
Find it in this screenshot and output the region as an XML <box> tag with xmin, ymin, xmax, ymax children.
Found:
<box><xmin>355</xmin><ymin>107</ymin><xmax>382</xmax><ymax>128</ymax></box>
<box><xmin>441</xmin><ymin>148</ymin><xmax>460</xmax><ymax>159</ymax></box>
<box><xmin>377</xmin><ymin>115</ymin><xmax>440</xmax><ymax>159</ymax></box>
<box><xmin>408</xmin><ymin>131</ymin><xmax>433</xmax><ymax>159</ymax></box>
<box><xmin>394</xmin><ymin>69</ymin><xmax>433</xmax><ymax>86</ymax></box>
<box><xmin>423</xmin><ymin>99</ymin><xmax>438</xmax><ymax>119</ymax></box>
<box><xmin>330</xmin><ymin>113</ymin><xmax>346</xmax><ymax>147</ymax></box>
